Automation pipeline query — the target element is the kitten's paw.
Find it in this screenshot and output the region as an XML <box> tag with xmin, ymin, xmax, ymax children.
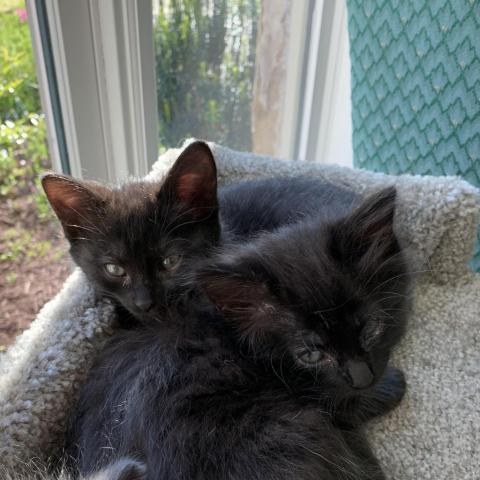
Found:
<box><xmin>372</xmin><ymin>366</ymin><xmax>406</xmax><ymax>413</ymax></box>
<box><xmin>332</xmin><ymin>369</ymin><xmax>407</xmax><ymax>427</ymax></box>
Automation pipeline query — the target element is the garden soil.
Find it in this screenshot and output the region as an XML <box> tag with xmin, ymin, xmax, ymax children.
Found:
<box><xmin>0</xmin><ymin>197</ymin><xmax>71</xmax><ymax>348</ymax></box>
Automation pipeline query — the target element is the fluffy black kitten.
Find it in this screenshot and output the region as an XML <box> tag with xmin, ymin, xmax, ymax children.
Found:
<box><xmin>42</xmin><ymin>142</ymin><xmax>220</xmax><ymax>321</ymax></box>
<box><xmin>42</xmin><ymin>141</ymin><xmax>354</xmax><ymax>323</ymax></box>
<box><xmin>67</xmin><ymin>301</ymin><xmax>395</xmax><ymax>480</ymax></box>
<box><xmin>67</xmin><ymin>188</ymin><xmax>408</xmax><ymax>480</ymax></box>
<box><xmin>219</xmin><ymin>176</ymin><xmax>358</xmax><ymax>241</ymax></box>
<box><xmin>200</xmin><ymin>187</ymin><xmax>410</xmax><ymax>394</ymax></box>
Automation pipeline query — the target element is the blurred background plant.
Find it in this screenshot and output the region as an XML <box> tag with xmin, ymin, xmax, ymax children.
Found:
<box><xmin>0</xmin><ymin>0</ymin><xmax>69</xmax><ymax>348</ymax></box>
<box><xmin>153</xmin><ymin>0</ymin><xmax>260</xmax><ymax>152</ymax></box>
<box><xmin>0</xmin><ymin>0</ymin><xmax>50</xmax><ymax>218</ymax></box>
<box><xmin>0</xmin><ymin>2</ymin><xmax>40</xmax><ymax>119</ymax></box>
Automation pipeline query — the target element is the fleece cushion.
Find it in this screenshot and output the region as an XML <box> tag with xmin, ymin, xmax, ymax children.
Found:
<box><xmin>148</xmin><ymin>142</ymin><xmax>479</xmax><ymax>285</ymax></box>
<box><xmin>0</xmin><ymin>141</ymin><xmax>479</xmax><ymax>479</ymax></box>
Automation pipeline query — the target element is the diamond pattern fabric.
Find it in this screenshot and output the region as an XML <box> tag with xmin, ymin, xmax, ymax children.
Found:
<box><xmin>346</xmin><ymin>0</ymin><xmax>480</xmax><ymax>270</ymax></box>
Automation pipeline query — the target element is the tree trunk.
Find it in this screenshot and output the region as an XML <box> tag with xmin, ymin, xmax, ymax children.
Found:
<box><xmin>251</xmin><ymin>0</ymin><xmax>292</xmax><ymax>157</ymax></box>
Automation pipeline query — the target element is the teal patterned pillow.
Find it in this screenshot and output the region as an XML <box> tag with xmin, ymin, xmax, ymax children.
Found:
<box><xmin>346</xmin><ymin>0</ymin><xmax>480</xmax><ymax>270</ymax></box>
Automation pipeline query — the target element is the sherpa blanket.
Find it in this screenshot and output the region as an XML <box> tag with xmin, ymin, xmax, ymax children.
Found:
<box><xmin>0</xmin><ymin>141</ymin><xmax>479</xmax><ymax>479</ymax></box>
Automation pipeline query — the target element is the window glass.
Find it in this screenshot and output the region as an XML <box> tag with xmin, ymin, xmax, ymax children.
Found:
<box><xmin>153</xmin><ymin>0</ymin><xmax>262</xmax><ymax>152</ymax></box>
<box><xmin>0</xmin><ymin>0</ymin><xmax>69</xmax><ymax>348</ymax></box>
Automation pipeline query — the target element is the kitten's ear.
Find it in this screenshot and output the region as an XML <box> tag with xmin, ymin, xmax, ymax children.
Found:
<box><xmin>41</xmin><ymin>173</ymin><xmax>106</xmax><ymax>240</ymax></box>
<box><xmin>330</xmin><ymin>187</ymin><xmax>398</xmax><ymax>261</ymax></box>
<box><xmin>348</xmin><ymin>187</ymin><xmax>396</xmax><ymax>238</ymax></box>
<box><xmin>163</xmin><ymin>141</ymin><xmax>218</xmax><ymax>218</ymax></box>
<box><xmin>199</xmin><ymin>266</ymin><xmax>284</xmax><ymax>342</ymax></box>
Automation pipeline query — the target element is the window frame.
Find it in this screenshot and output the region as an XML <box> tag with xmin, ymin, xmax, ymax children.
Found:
<box><xmin>26</xmin><ymin>0</ymin><xmax>352</xmax><ymax>180</ymax></box>
<box><xmin>27</xmin><ymin>0</ymin><xmax>70</xmax><ymax>174</ymax></box>
<box><xmin>297</xmin><ymin>0</ymin><xmax>353</xmax><ymax>166</ymax></box>
<box><xmin>27</xmin><ymin>0</ymin><xmax>157</xmax><ymax>181</ymax></box>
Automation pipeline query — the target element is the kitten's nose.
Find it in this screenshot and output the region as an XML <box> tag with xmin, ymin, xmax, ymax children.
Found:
<box><xmin>134</xmin><ymin>288</ymin><xmax>153</xmax><ymax>312</ymax></box>
<box><xmin>344</xmin><ymin>360</ymin><xmax>374</xmax><ymax>389</ymax></box>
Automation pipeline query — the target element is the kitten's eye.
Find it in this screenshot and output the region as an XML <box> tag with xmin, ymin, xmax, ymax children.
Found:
<box><xmin>104</xmin><ymin>263</ymin><xmax>126</xmax><ymax>277</ymax></box>
<box><xmin>361</xmin><ymin>321</ymin><xmax>383</xmax><ymax>351</ymax></box>
<box><xmin>298</xmin><ymin>349</ymin><xmax>324</xmax><ymax>365</ymax></box>
<box><xmin>162</xmin><ymin>254</ymin><xmax>182</xmax><ymax>271</ymax></box>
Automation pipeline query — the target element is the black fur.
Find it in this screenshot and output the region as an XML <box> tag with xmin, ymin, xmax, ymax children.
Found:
<box><xmin>42</xmin><ymin>142</ymin><xmax>220</xmax><ymax>322</ymax></box>
<box><xmin>67</xmin><ymin>305</ymin><xmax>396</xmax><ymax>480</ymax></box>
<box><xmin>220</xmin><ymin>177</ymin><xmax>358</xmax><ymax>240</ymax></box>
<box><xmin>0</xmin><ymin>456</ymin><xmax>146</xmax><ymax>480</ymax></box>
<box><xmin>43</xmin><ymin>144</ymin><xmax>410</xmax><ymax>478</ymax></box>
<box><xmin>201</xmin><ymin>188</ymin><xmax>411</xmax><ymax>393</ymax></box>
<box><xmin>67</xmin><ymin>188</ymin><xmax>409</xmax><ymax>479</ymax></box>
<box><xmin>42</xmin><ymin>142</ymin><xmax>356</xmax><ymax>324</ymax></box>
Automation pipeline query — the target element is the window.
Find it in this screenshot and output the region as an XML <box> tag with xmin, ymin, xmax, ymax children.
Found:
<box><xmin>0</xmin><ymin>0</ymin><xmax>70</xmax><ymax>347</ymax></box>
<box><xmin>25</xmin><ymin>0</ymin><xmax>353</xmax><ymax>178</ymax></box>
<box><xmin>152</xmin><ymin>0</ymin><xmax>352</xmax><ymax>164</ymax></box>
<box><xmin>153</xmin><ymin>0</ymin><xmax>261</xmax><ymax>153</ymax></box>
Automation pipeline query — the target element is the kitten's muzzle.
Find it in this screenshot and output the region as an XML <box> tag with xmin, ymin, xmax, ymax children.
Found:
<box><xmin>343</xmin><ymin>360</ymin><xmax>374</xmax><ymax>389</ymax></box>
<box><xmin>134</xmin><ymin>286</ymin><xmax>153</xmax><ymax>312</ymax></box>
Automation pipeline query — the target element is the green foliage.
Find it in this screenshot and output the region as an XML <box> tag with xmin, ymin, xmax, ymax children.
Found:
<box><xmin>0</xmin><ymin>4</ymin><xmax>41</xmax><ymax>121</ymax></box>
<box><xmin>0</xmin><ymin>3</ymin><xmax>59</xmax><ymax>272</ymax></box>
<box><xmin>0</xmin><ymin>227</ymin><xmax>51</xmax><ymax>263</ymax></box>
<box><xmin>0</xmin><ymin>4</ymin><xmax>52</xmax><ymax>221</ymax></box>
<box><xmin>0</xmin><ymin>0</ymin><xmax>24</xmax><ymax>13</ymax></box>
<box><xmin>154</xmin><ymin>0</ymin><xmax>260</xmax><ymax>151</ymax></box>
<box><xmin>0</xmin><ymin>113</ymin><xmax>51</xmax><ymax>218</ymax></box>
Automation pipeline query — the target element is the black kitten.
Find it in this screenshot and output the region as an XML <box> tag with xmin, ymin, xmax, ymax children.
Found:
<box><xmin>42</xmin><ymin>142</ymin><xmax>219</xmax><ymax>321</ymax></box>
<box><xmin>67</xmin><ymin>188</ymin><xmax>408</xmax><ymax>479</ymax></box>
<box><xmin>200</xmin><ymin>187</ymin><xmax>410</xmax><ymax>394</ymax></box>
<box><xmin>219</xmin><ymin>176</ymin><xmax>358</xmax><ymax>241</ymax></box>
<box><xmin>67</xmin><ymin>301</ymin><xmax>391</xmax><ymax>480</ymax></box>
<box><xmin>42</xmin><ymin>141</ymin><xmax>355</xmax><ymax>323</ymax></box>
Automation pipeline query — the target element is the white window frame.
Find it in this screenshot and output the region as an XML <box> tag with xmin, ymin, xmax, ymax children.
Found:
<box><xmin>296</xmin><ymin>0</ymin><xmax>352</xmax><ymax>166</ymax></box>
<box><xmin>26</xmin><ymin>0</ymin><xmax>66</xmax><ymax>174</ymax></box>
<box><xmin>26</xmin><ymin>0</ymin><xmax>157</xmax><ymax>182</ymax></box>
<box><xmin>27</xmin><ymin>0</ymin><xmax>352</xmax><ymax>180</ymax></box>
